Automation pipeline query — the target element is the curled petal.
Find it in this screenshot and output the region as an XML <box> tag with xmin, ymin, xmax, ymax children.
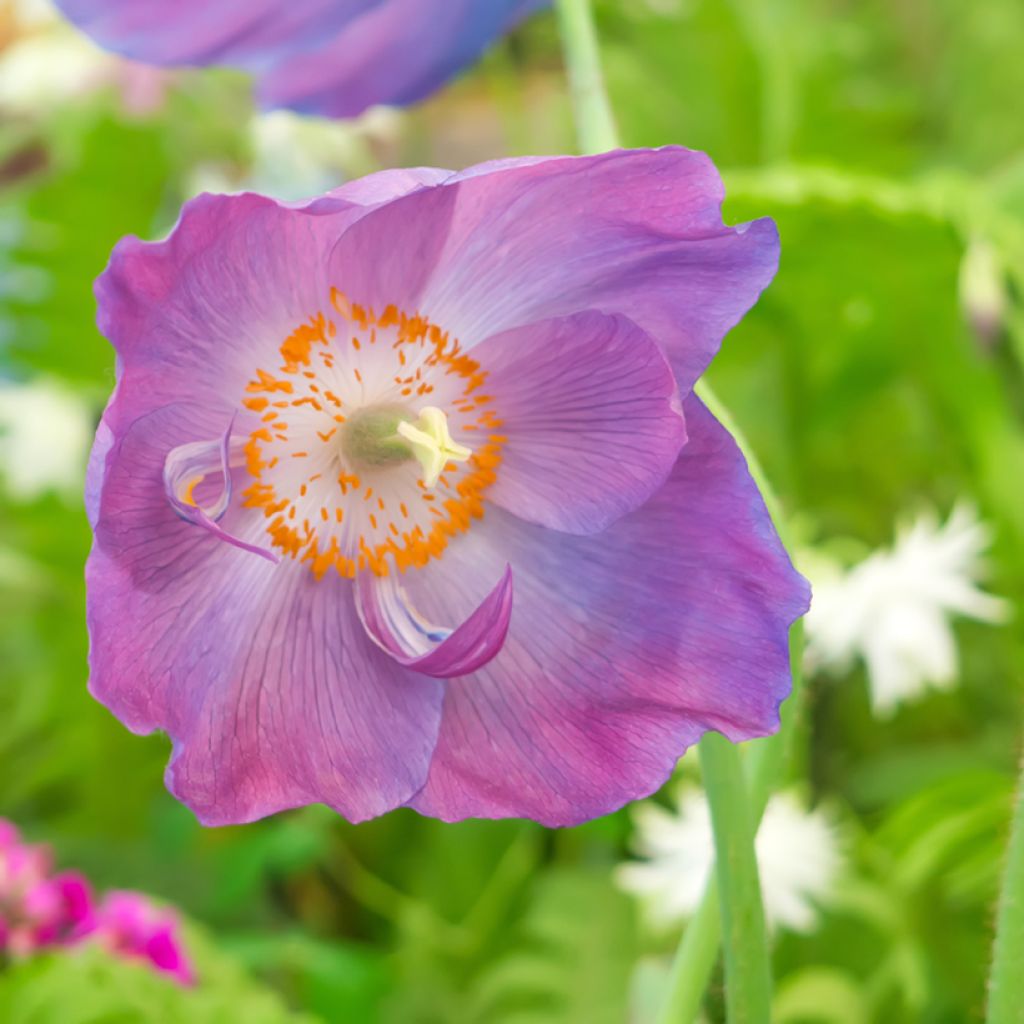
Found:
<box><xmin>356</xmin><ymin>565</ymin><xmax>513</xmax><ymax>678</ymax></box>
<box><xmin>162</xmin><ymin>419</ymin><xmax>279</xmax><ymax>564</ymax></box>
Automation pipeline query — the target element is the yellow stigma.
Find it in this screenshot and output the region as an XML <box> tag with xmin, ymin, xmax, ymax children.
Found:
<box><xmin>397</xmin><ymin>406</ymin><xmax>473</xmax><ymax>487</ymax></box>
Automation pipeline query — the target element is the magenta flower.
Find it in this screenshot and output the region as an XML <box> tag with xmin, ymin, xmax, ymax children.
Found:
<box><xmin>53</xmin><ymin>0</ymin><xmax>547</xmax><ymax>118</ymax></box>
<box><xmin>0</xmin><ymin>822</ymin><xmax>94</xmax><ymax>958</ymax></box>
<box><xmin>0</xmin><ymin>820</ymin><xmax>193</xmax><ymax>985</ymax></box>
<box><xmin>86</xmin><ymin>148</ymin><xmax>809</xmax><ymax>827</ymax></box>
<box><xmin>86</xmin><ymin>891</ymin><xmax>194</xmax><ymax>986</ymax></box>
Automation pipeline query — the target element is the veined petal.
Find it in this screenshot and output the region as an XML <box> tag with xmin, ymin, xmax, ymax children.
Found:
<box><xmin>475</xmin><ymin>311</ymin><xmax>685</xmax><ymax>534</ymax></box>
<box><xmin>325</xmin><ymin>148</ymin><xmax>778</xmax><ymax>395</ymax></box>
<box><xmin>408</xmin><ymin>396</ymin><xmax>810</xmax><ymax>826</ymax></box>
<box><xmin>96</xmin><ymin>173</ymin><xmax>452</xmax><ymax>421</ymax></box>
<box><xmin>355</xmin><ymin>565</ymin><xmax>513</xmax><ymax>678</ymax></box>
<box><xmin>88</xmin><ymin>400</ymin><xmax>444</xmax><ymax>824</ymax></box>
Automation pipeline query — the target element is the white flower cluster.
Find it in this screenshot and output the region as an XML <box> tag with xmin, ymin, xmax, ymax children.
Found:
<box><xmin>804</xmin><ymin>504</ymin><xmax>1010</xmax><ymax>714</ymax></box>
<box><xmin>188</xmin><ymin>107</ymin><xmax>402</xmax><ymax>203</ymax></box>
<box><xmin>617</xmin><ymin>786</ymin><xmax>841</xmax><ymax>933</ymax></box>
<box><xmin>0</xmin><ymin>0</ymin><xmax>168</xmax><ymax>116</ymax></box>
<box><xmin>0</xmin><ymin>379</ymin><xmax>92</xmax><ymax>500</ymax></box>
<box><xmin>0</xmin><ymin>0</ymin><xmax>105</xmax><ymax>112</ymax></box>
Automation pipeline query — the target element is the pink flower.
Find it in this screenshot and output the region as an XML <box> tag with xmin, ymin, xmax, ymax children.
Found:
<box><xmin>86</xmin><ymin>891</ymin><xmax>195</xmax><ymax>986</ymax></box>
<box><xmin>0</xmin><ymin>819</ymin><xmax>194</xmax><ymax>986</ymax></box>
<box><xmin>0</xmin><ymin>821</ymin><xmax>94</xmax><ymax>957</ymax></box>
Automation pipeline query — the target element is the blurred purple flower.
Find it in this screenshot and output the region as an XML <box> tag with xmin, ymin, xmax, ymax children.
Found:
<box><xmin>85</xmin><ymin>148</ymin><xmax>809</xmax><ymax>828</ymax></box>
<box><xmin>52</xmin><ymin>0</ymin><xmax>548</xmax><ymax>118</ymax></box>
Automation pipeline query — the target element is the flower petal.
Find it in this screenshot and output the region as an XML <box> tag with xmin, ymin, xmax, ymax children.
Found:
<box><xmin>97</xmin><ymin>172</ymin><xmax>449</xmax><ymax>419</ymax></box>
<box><xmin>55</xmin><ymin>1</ymin><xmax>378</xmax><ymax>67</ymax></box>
<box><xmin>55</xmin><ymin>0</ymin><xmax>545</xmax><ymax>117</ymax></box>
<box><xmin>87</xmin><ymin>400</ymin><xmax>444</xmax><ymax>825</ymax></box>
<box><xmin>86</xmin><ymin>176</ymin><xmax>469</xmax><ymax>825</ymax></box>
<box><xmin>355</xmin><ymin>565</ymin><xmax>513</xmax><ymax>677</ymax></box>
<box><xmin>406</xmin><ymin>395</ymin><xmax>809</xmax><ymax>825</ymax></box>
<box><xmin>258</xmin><ymin>0</ymin><xmax>547</xmax><ymax>117</ymax></box>
<box><xmin>474</xmin><ymin>311</ymin><xmax>685</xmax><ymax>533</ymax></box>
<box><xmin>317</xmin><ymin>166</ymin><xmax>452</xmax><ymax>208</ymax></box>
<box><xmin>325</xmin><ymin>148</ymin><xmax>778</xmax><ymax>394</ymax></box>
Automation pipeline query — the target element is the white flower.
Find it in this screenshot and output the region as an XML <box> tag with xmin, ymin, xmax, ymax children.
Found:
<box><xmin>0</xmin><ymin>0</ymin><xmax>104</xmax><ymax>111</ymax></box>
<box><xmin>617</xmin><ymin>787</ymin><xmax>841</xmax><ymax>933</ymax></box>
<box><xmin>804</xmin><ymin>504</ymin><xmax>1010</xmax><ymax>714</ymax></box>
<box><xmin>0</xmin><ymin>379</ymin><xmax>92</xmax><ymax>500</ymax></box>
<box><xmin>0</xmin><ymin>0</ymin><xmax>169</xmax><ymax>115</ymax></box>
<box><xmin>4</xmin><ymin>0</ymin><xmax>55</xmax><ymax>29</ymax></box>
<box><xmin>188</xmin><ymin>107</ymin><xmax>403</xmax><ymax>203</ymax></box>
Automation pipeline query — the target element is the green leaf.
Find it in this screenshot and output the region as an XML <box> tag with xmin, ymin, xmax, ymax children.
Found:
<box><xmin>7</xmin><ymin>113</ymin><xmax>172</xmax><ymax>385</ymax></box>
<box><xmin>467</xmin><ymin>869</ymin><xmax>636</xmax><ymax>1024</ymax></box>
<box><xmin>875</xmin><ymin>771</ymin><xmax>1012</xmax><ymax>902</ymax></box>
<box><xmin>0</xmin><ymin>935</ymin><xmax>319</xmax><ymax>1024</ymax></box>
<box><xmin>773</xmin><ymin>967</ymin><xmax>870</xmax><ymax>1024</ymax></box>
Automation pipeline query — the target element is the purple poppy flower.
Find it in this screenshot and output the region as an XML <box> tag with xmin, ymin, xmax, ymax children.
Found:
<box><xmin>53</xmin><ymin>0</ymin><xmax>548</xmax><ymax>118</ymax></box>
<box><xmin>86</xmin><ymin>148</ymin><xmax>809</xmax><ymax>828</ymax></box>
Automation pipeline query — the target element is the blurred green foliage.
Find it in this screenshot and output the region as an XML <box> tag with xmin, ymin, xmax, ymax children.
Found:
<box><xmin>0</xmin><ymin>930</ymin><xmax>315</xmax><ymax>1023</ymax></box>
<box><xmin>1</xmin><ymin>0</ymin><xmax>1023</xmax><ymax>1021</ymax></box>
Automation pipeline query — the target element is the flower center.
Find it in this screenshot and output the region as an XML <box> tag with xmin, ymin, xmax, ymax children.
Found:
<box><xmin>396</xmin><ymin>407</ymin><xmax>473</xmax><ymax>487</ymax></box>
<box><xmin>338</xmin><ymin>403</ymin><xmax>472</xmax><ymax>486</ymax></box>
<box><xmin>240</xmin><ymin>290</ymin><xmax>503</xmax><ymax>579</ymax></box>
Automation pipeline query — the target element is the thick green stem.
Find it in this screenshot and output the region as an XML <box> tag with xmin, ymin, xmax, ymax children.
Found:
<box><xmin>657</xmin><ymin>884</ymin><xmax>722</xmax><ymax>1024</ymax></box>
<box><xmin>987</xmin><ymin>753</ymin><xmax>1024</xmax><ymax>1024</ymax></box>
<box><xmin>700</xmin><ymin>734</ymin><xmax>773</xmax><ymax>1023</ymax></box>
<box><xmin>553</xmin><ymin>0</ymin><xmax>618</xmax><ymax>153</ymax></box>
<box><xmin>554</xmin><ymin>3</ymin><xmax>794</xmax><ymax>1019</ymax></box>
<box><xmin>657</xmin><ymin>622</ymin><xmax>805</xmax><ymax>1023</ymax></box>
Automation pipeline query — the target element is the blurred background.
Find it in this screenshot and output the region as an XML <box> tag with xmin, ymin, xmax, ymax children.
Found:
<box><xmin>1</xmin><ymin>0</ymin><xmax>1022</xmax><ymax>1021</ymax></box>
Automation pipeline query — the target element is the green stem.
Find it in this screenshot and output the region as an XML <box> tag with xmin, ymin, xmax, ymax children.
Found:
<box><xmin>460</xmin><ymin>827</ymin><xmax>540</xmax><ymax>944</ymax></box>
<box><xmin>700</xmin><ymin>734</ymin><xmax>773</xmax><ymax>1023</ymax></box>
<box><xmin>657</xmin><ymin>622</ymin><xmax>805</xmax><ymax>1024</ymax></box>
<box><xmin>987</xmin><ymin>753</ymin><xmax>1024</xmax><ymax>1024</ymax></box>
<box><xmin>330</xmin><ymin>842</ymin><xmax>470</xmax><ymax>951</ymax></box>
<box><xmin>553</xmin><ymin>0</ymin><xmax>618</xmax><ymax>153</ymax></box>
<box><xmin>658</xmin><ymin>883</ymin><xmax>722</xmax><ymax>1024</ymax></box>
<box><xmin>554</xmin><ymin>3</ymin><xmax>796</xmax><ymax>1018</ymax></box>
